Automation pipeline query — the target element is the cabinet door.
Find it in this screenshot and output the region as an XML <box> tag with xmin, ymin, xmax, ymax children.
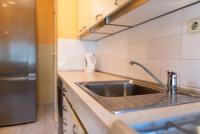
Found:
<box><xmin>90</xmin><ymin>0</ymin><xmax>105</xmax><ymax>26</ymax></box>
<box><xmin>78</xmin><ymin>0</ymin><xmax>91</xmax><ymax>33</ymax></box>
<box><xmin>103</xmin><ymin>0</ymin><xmax>117</xmax><ymax>16</ymax></box>
<box><xmin>63</xmin><ymin>95</ymin><xmax>86</xmax><ymax>134</ymax></box>
<box><xmin>117</xmin><ymin>0</ymin><xmax>130</xmax><ymax>6</ymax></box>
<box><xmin>104</xmin><ymin>0</ymin><xmax>130</xmax><ymax>16</ymax></box>
<box><xmin>70</xmin><ymin>117</ymin><xmax>85</xmax><ymax>134</ymax></box>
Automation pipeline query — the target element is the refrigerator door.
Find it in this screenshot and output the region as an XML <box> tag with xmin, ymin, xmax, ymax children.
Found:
<box><xmin>0</xmin><ymin>0</ymin><xmax>36</xmax><ymax>76</ymax></box>
<box><xmin>0</xmin><ymin>0</ymin><xmax>36</xmax><ymax>126</ymax></box>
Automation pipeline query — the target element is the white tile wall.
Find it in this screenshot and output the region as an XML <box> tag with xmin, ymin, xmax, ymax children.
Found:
<box><xmin>96</xmin><ymin>3</ymin><xmax>200</xmax><ymax>91</ymax></box>
<box><xmin>181</xmin><ymin>60</ymin><xmax>200</xmax><ymax>89</ymax></box>
<box><xmin>129</xmin><ymin>39</ymin><xmax>161</xmax><ymax>60</ymax></box>
<box><xmin>58</xmin><ymin>39</ymin><xmax>96</xmax><ymax>70</ymax></box>
<box><xmin>181</xmin><ymin>33</ymin><xmax>200</xmax><ymax>59</ymax></box>
<box><xmin>161</xmin><ymin>10</ymin><xmax>182</xmax><ymax>37</ymax></box>
<box><xmin>160</xmin><ymin>35</ymin><xmax>181</xmax><ymax>60</ymax></box>
<box><xmin>129</xmin><ymin>18</ymin><xmax>163</xmax><ymax>43</ymax></box>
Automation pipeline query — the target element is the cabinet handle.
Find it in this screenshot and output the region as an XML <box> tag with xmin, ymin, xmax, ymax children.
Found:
<box><xmin>63</xmin><ymin>88</ymin><xmax>67</xmax><ymax>93</ymax></box>
<box><xmin>73</xmin><ymin>124</ymin><xmax>77</xmax><ymax>134</ymax></box>
<box><xmin>63</xmin><ymin>104</ymin><xmax>67</xmax><ymax>112</ymax></box>
<box><xmin>63</xmin><ymin>107</ymin><xmax>67</xmax><ymax>112</ymax></box>
<box><xmin>115</xmin><ymin>0</ymin><xmax>119</xmax><ymax>6</ymax></box>
<box><xmin>95</xmin><ymin>13</ymin><xmax>103</xmax><ymax>21</ymax></box>
<box><xmin>63</xmin><ymin>117</ymin><xmax>66</xmax><ymax>120</ymax></box>
<box><xmin>63</xmin><ymin>118</ymin><xmax>68</xmax><ymax>126</ymax></box>
<box><xmin>63</xmin><ymin>121</ymin><xmax>68</xmax><ymax>126</ymax></box>
<box><xmin>79</xmin><ymin>26</ymin><xmax>87</xmax><ymax>33</ymax></box>
<box><xmin>82</xmin><ymin>26</ymin><xmax>87</xmax><ymax>30</ymax></box>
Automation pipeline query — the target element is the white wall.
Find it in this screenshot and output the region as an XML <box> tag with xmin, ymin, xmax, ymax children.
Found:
<box><xmin>96</xmin><ymin>3</ymin><xmax>200</xmax><ymax>91</ymax></box>
<box><xmin>58</xmin><ymin>39</ymin><xmax>96</xmax><ymax>70</ymax></box>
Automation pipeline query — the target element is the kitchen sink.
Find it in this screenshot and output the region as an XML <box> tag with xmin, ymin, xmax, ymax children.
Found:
<box><xmin>83</xmin><ymin>81</ymin><xmax>161</xmax><ymax>97</ymax></box>
<box><xmin>76</xmin><ymin>80</ymin><xmax>200</xmax><ymax>114</ymax></box>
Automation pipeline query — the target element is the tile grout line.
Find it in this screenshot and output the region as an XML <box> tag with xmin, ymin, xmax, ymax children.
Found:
<box><xmin>179</xmin><ymin>8</ymin><xmax>184</xmax><ymax>88</ymax></box>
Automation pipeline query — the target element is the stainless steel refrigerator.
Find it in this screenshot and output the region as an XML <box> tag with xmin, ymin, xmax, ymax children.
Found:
<box><xmin>0</xmin><ymin>0</ymin><xmax>36</xmax><ymax>126</ymax></box>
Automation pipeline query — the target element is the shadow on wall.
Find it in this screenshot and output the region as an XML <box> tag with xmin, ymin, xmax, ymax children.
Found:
<box><xmin>36</xmin><ymin>0</ymin><xmax>55</xmax><ymax>104</ymax></box>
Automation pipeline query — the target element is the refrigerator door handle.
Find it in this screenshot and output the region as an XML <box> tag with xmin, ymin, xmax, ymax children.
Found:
<box><xmin>0</xmin><ymin>73</ymin><xmax>36</xmax><ymax>81</ymax></box>
<box><xmin>0</xmin><ymin>76</ymin><xmax>28</xmax><ymax>81</ymax></box>
<box><xmin>27</xmin><ymin>73</ymin><xmax>36</xmax><ymax>81</ymax></box>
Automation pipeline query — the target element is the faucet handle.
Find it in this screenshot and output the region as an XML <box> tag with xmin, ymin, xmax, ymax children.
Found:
<box><xmin>167</xmin><ymin>70</ymin><xmax>177</xmax><ymax>75</ymax></box>
<box><xmin>167</xmin><ymin>71</ymin><xmax>177</xmax><ymax>84</ymax></box>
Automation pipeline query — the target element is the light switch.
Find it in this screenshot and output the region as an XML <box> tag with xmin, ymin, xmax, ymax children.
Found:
<box><xmin>188</xmin><ymin>17</ymin><xmax>200</xmax><ymax>34</ymax></box>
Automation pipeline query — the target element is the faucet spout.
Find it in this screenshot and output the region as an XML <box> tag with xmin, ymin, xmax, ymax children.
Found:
<box><xmin>129</xmin><ymin>61</ymin><xmax>167</xmax><ymax>89</ymax></box>
<box><xmin>129</xmin><ymin>61</ymin><xmax>178</xmax><ymax>104</ymax></box>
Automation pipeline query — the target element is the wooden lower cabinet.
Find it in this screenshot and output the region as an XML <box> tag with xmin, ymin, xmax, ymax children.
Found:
<box><xmin>60</xmin><ymin>80</ymin><xmax>107</xmax><ymax>134</ymax></box>
<box><xmin>63</xmin><ymin>94</ymin><xmax>86</xmax><ymax>134</ymax></box>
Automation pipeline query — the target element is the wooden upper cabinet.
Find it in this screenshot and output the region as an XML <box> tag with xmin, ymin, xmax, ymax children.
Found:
<box><xmin>90</xmin><ymin>0</ymin><xmax>131</xmax><ymax>26</ymax></box>
<box><xmin>116</xmin><ymin>0</ymin><xmax>130</xmax><ymax>6</ymax></box>
<box><xmin>104</xmin><ymin>0</ymin><xmax>130</xmax><ymax>16</ymax></box>
<box><xmin>78</xmin><ymin>0</ymin><xmax>131</xmax><ymax>34</ymax></box>
<box><xmin>78</xmin><ymin>0</ymin><xmax>91</xmax><ymax>33</ymax></box>
<box><xmin>103</xmin><ymin>0</ymin><xmax>117</xmax><ymax>16</ymax></box>
<box><xmin>90</xmin><ymin>0</ymin><xmax>105</xmax><ymax>26</ymax></box>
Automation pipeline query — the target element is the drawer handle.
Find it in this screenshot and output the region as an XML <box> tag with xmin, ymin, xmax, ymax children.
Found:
<box><xmin>63</xmin><ymin>117</ymin><xmax>66</xmax><ymax>121</ymax></box>
<box><xmin>115</xmin><ymin>0</ymin><xmax>119</xmax><ymax>6</ymax></box>
<box><xmin>82</xmin><ymin>26</ymin><xmax>87</xmax><ymax>30</ymax></box>
<box><xmin>73</xmin><ymin>124</ymin><xmax>77</xmax><ymax>134</ymax></box>
<box><xmin>79</xmin><ymin>29</ymin><xmax>82</xmax><ymax>32</ymax></box>
<box><xmin>63</xmin><ymin>105</ymin><xmax>67</xmax><ymax>111</ymax></box>
<box><xmin>63</xmin><ymin>107</ymin><xmax>67</xmax><ymax>112</ymax></box>
<box><xmin>63</xmin><ymin>88</ymin><xmax>67</xmax><ymax>93</ymax></box>
<box><xmin>63</xmin><ymin>117</ymin><xmax>68</xmax><ymax>126</ymax></box>
<box><xmin>79</xmin><ymin>26</ymin><xmax>87</xmax><ymax>33</ymax></box>
<box><xmin>63</xmin><ymin>121</ymin><xmax>68</xmax><ymax>126</ymax></box>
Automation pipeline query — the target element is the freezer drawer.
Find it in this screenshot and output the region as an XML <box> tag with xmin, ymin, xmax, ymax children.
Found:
<box><xmin>0</xmin><ymin>80</ymin><xmax>36</xmax><ymax>126</ymax></box>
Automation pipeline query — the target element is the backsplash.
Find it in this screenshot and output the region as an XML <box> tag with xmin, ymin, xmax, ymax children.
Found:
<box><xmin>96</xmin><ymin>3</ymin><xmax>200</xmax><ymax>91</ymax></box>
<box><xmin>58</xmin><ymin>39</ymin><xmax>96</xmax><ymax>70</ymax></box>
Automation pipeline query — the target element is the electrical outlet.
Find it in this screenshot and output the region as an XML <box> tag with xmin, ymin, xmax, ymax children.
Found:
<box><xmin>188</xmin><ymin>17</ymin><xmax>200</xmax><ymax>34</ymax></box>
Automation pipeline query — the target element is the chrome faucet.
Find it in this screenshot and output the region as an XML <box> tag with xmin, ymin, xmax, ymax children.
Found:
<box><xmin>129</xmin><ymin>61</ymin><xmax>167</xmax><ymax>88</ymax></box>
<box><xmin>129</xmin><ymin>61</ymin><xmax>178</xmax><ymax>103</ymax></box>
<box><xmin>167</xmin><ymin>71</ymin><xmax>177</xmax><ymax>103</ymax></box>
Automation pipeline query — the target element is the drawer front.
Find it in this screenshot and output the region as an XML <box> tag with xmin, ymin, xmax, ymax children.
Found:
<box><xmin>63</xmin><ymin>90</ymin><xmax>86</xmax><ymax>134</ymax></box>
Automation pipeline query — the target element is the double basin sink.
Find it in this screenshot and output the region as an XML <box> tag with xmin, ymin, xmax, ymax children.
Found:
<box><xmin>76</xmin><ymin>80</ymin><xmax>200</xmax><ymax>114</ymax></box>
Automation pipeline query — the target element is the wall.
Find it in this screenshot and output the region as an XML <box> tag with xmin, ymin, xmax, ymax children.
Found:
<box><xmin>58</xmin><ymin>39</ymin><xmax>96</xmax><ymax>70</ymax></box>
<box><xmin>96</xmin><ymin>3</ymin><xmax>200</xmax><ymax>91</ymax></box>
<box><xmin>36</xmin><ymin>0</ymin><xmax>55</xmax><ymax>104</ymax></box>
<box><xmin>57</xmin><ymin>0</ymin><xmax>77</xmax><ymax>39</ymax></box>
<box><xmin>56</xmin><ymin>0</ymin><xmax>96</xmax><ymax>71</ymax></box>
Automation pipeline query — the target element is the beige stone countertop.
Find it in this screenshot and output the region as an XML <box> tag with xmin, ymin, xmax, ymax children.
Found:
<box><xmin>58</xmin><ymin>71</ymin><xmax>200</xmax><ymax>129</ymax></box>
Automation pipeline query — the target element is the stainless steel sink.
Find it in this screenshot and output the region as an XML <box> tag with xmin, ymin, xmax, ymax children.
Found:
<box><xmin>83</xmin><ymin>81</ymin><xmax>161</xmax><ymax>97</ymax></box>
<box><xmin>76</xmin><ymin>80</ymin><xmax>200</xmax><ymax>114</ymax></box>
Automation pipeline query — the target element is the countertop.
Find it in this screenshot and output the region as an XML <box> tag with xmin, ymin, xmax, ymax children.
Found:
<box><xmin>58</xmin><ymin>71</ymin><xmax>200</xmax><ymax>129</ymax></box>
